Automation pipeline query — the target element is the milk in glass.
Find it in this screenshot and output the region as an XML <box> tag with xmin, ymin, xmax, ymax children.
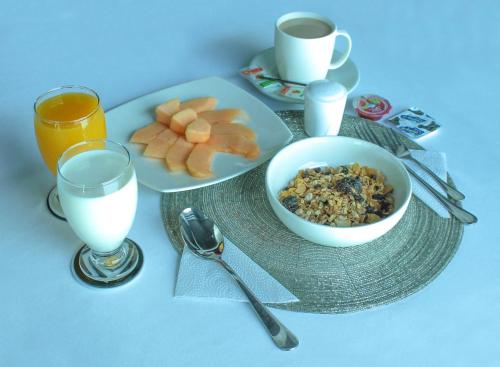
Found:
<box><xmin>57</xmin><ymin>150</ymin><xmax>137</xmax><ymax>253</ymax></box>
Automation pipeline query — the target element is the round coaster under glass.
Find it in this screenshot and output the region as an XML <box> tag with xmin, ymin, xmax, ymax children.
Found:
<box><xmin>161</xmin><ymin>112</ymin><xmax>464</xmax><ymax>314</ymax></box>
<box><xmin>73</xmin><ymin>238</ymin><xmax>143</xmax><ymax>288</ymax></box>
<box><xmin>46</xmin><ymin>186</ymin><xmax>66</xmax><ymax>221</ymax></box>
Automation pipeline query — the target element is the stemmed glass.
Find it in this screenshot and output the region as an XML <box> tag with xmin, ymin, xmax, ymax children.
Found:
<box><xmin>34</xmin><ymin>86</ymin><xmax>106</xmax><ymax>220</ymax></box>
<box><xmin>57</xmin><ymin>139</ymin><xmax>143</xmax><ymax>287</ymax></box>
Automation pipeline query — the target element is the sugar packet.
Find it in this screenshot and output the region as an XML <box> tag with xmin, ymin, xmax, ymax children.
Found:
<box><xmin>386</xmin><ymin>108</ymin><xmax>440</xmax><ymax>139</ymax></box>
<box><xmin>240</xmin><ymin>66</ymin><xmax>282</xmax><ymax>91</ymax></box>
<box><xmin>279</xmin><ymin>85</ymin><xmax>305</xmax><ymax>100</ymax></box>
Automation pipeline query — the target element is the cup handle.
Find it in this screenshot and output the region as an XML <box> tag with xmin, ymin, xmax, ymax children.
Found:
<box><xmin>329</xmin><ymin>29</ymin><xmax>352</xmax><ymax>70</ymax></box>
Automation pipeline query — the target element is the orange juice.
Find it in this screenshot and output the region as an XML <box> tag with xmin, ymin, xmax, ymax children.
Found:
<box><xmin>34</xmin><ymin>91</ymin><xmax>107</xmax><ymax>174</ymax></box>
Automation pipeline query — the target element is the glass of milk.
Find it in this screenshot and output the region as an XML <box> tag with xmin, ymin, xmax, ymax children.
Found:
<box><xmin>57</xmin><ymin>139</ymin><xmax>143</xmax><ymax>287</ymax></box>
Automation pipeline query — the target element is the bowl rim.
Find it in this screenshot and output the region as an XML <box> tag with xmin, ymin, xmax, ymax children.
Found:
<box><xmin>265</xmin><ymin>135</ymin><xmax>412</xmax><ymax>231</ymax></box>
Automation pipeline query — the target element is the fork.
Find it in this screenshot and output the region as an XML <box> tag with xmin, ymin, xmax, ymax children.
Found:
<box><xmin>355</xmin><ymin>123</ymin><xmax>477</xmax><ymax>224</ymax></box>
<box><xmin>387</xmin><ymin>132</ymin><xmax>465</xmax><ymax>201</ymax></box>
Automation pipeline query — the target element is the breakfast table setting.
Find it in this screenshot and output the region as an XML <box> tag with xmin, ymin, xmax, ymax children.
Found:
<box><xmin>1</xmin><ymin>0</ymin><xmax>499</xmax><ymax>366</ymax></box>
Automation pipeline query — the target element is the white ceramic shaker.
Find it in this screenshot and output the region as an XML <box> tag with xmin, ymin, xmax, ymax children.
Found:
<box><xmin>304</xmin><ymin>80</ymin><xmax>347</xmax><ymax>137</ymax></box>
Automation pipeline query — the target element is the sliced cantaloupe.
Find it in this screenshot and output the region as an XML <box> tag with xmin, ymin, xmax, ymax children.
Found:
<box><xmin>143</xmin><ymin>128</ymin><xmax>179</xmax><ymax>158</ymax></box>
<box><xmin>155</xmin><ymin>98</ymin><xmax>180</xmax><ymax>126</ymax></box>
<box><xmin>132</xmin><ymin>97</ymin><xmax>261</xmax><ymax>178</ymax></box>
<box><xmin>170</xmin><ymin>108</ymin><xmax>197</xmax><ymax>134</ymax></box>
<box><xmin>211</xmin><ymin>122</ymin><xmax>256</xmax><ymax>141</ymax></box>
<box><xmin>180</xmin><ymin>97</ymin><xmax>218</xmax><ymax>113</ymax></box>
<box><xmin>207</xmin><ymin>133</ymin><xmax>260</xmax><ymax>160</ymax></box>
<box><xmin>186</xmin><ymin>144</ymin><xmax>216</xmax><ymax>178</ymax></box>
<box><xmin>185</xmin><ymin>118</ymin><xmax>211</xmax><ymax>143</ymax></box>
<box><xmin>198</xmin><ymin>109</ymin><xmax>249</xmax><ymax>124</ymax></box>
<box><xmin>165</xmin><ymin>137</ymin><xmax>195</xmax><ymax>171</ymax></box>
<box><xmin>243</xmin><ymin>141</ymin><xmax>260</xmax><ymax>159</ymax></box>
<box><xmin>129</xmin><ymin>122</ymin><xmax>166</xmax><ymax>144</ymax></box>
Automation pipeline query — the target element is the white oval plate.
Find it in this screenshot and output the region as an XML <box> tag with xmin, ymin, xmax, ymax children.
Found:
<box><xmin>107</xmin><ymin>77</ymin><xmax>293</xmax><ymax>192</ymax></box>
<box><xmin>248</xmin><ymin>47</ymin><xmax>360</xmax><ymax>103</ymax></box>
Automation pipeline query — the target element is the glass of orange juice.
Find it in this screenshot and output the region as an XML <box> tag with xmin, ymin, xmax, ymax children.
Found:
<box><xmin>34</xmin><ymin>86</ymin><xmax>107</xmax><ymax>219</ymax></box>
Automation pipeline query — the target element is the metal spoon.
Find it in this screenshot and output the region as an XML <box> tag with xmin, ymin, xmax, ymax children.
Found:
<box><xmin>179</xmin><ymin>207</ymin><xmax>299</xmax><ymax>351</ymax></box>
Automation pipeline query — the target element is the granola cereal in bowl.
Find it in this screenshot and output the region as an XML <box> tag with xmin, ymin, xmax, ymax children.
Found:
<box><xmin>279</xmin><ymin>163</ymin><xmax>395</xmax><ymax>227</ymax></box>
<box><xmin>265</xmin><ymin>136</ymin><xmax>412</xmax><ymax>247</ymax></box>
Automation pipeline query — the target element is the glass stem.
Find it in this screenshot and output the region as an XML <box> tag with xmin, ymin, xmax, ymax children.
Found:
<box><xmin>90</xmin><ymin>243</ymin><xmax>129</xmax><ymax>270</ymax></box>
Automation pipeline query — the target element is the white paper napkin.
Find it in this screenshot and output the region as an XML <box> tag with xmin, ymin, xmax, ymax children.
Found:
<box><xmin>403</xmin><ymin>149</ymin><xmax>450</xmax><ymax>218</ymax></box>
<box><xmin>175</xmin><ymin>237</ymin><xmax>299</xmax><ymax>304</ymax></box>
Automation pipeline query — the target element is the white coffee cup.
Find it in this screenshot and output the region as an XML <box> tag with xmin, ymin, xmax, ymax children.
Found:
<box><xmin>275</xmin><ymin>12</ymin><xmax>352</xmax><ymax>84</ymax></box>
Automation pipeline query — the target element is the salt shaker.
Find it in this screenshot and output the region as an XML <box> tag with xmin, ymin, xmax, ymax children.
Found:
<box><xmin>304</xmin><ymin>80</ymin><xmax>347</xmax><ymax>137</ymax></box>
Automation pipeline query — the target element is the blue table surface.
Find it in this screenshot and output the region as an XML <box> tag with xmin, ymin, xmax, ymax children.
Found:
<box><xmin>1</xmin><ymin>0</ymin><xmax>499</xmax><ymax>366</ymax></box>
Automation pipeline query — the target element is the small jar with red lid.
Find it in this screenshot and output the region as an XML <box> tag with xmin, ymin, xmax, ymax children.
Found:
<box><xmin>353</xmin><ymin>94</ymin><xmax>392</xmax><ymax>121</ymax></box>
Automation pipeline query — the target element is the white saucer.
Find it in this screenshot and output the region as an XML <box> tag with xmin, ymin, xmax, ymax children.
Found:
<box><xmin>247</xmin><ymin>47</ymin><xmax>360</xmax><ymax>103</ymax></box>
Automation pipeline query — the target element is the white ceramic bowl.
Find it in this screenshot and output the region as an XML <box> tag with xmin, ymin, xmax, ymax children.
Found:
<box><xmin>265</xmin><ymin>136</ymin><xmax>412</xmax><ymax>247</ymax></box>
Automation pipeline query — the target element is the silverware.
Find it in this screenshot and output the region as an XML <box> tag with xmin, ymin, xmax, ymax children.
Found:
<box><xmin>179</xmin><ymin>207</ymin><xmax>299</xmax><ymax>351</ymax></box>
<box><xmin>256</xmin><ymin>75</ymin><xmax>307</xmax><ymax>86</ymax></box>
<box><xmin>387</xmin><ymin>130</ymin><xmax>465</xmax><ymax>201</ymax></box>
<box><xmin>355</xmin><ymin>124</ymin><xmax>477</xmax><ymax>224</ymax></box>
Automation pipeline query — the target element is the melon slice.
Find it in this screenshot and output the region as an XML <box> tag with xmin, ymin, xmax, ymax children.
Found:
<box><xmin>170</xmin><ymin>108</ymin><xmax>197</xmax><ymax>134</ymax></box>
<box><xmin>129</xmin><ymin>122</ymin><xmax>166</xmax><ymax>144</ymax></box>
<box><xmin>198</xmin><ymin>109</ymin><xmax>249</xmax><ymax>124</ymax></box>
<box><xmin>185</xmin><ymin>118</ymin><xmax>211</xmax><ymax>143</ymax></box>
<box><xmin>211</xmin><ymin>122</ymin><xmax>256</xmax><ymax>141</ymax></box>
<box><xmin>165</xmin><ymin>137</ymin><xmax>195</xmax><ymax>171</ymax></box>
<box><xmin>180</xmin><ymin>97</ymin><xmax>218</xmax><ymax>113</ymax></box>
<box><xmin>143</xmin><ymin>128</ymin><xmax>179</xmax><ymax>158</ymax></box>
<box><xmin>207</xmin><ymin>133</ymin><xmax>260</xmax><ymax>160</ymax></box>
<box><xmin>155</xmin><ymin>98</ymin><xmax>180</xmax><ymax>126</ymax></box>
<box><xmin>186</xmin><ymin>144</ymin><xmax>216</xmax><ymax>178</ymax></box>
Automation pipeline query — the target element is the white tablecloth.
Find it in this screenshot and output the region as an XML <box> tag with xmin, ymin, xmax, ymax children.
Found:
<box><xmin>1</xmin><ymin>1</ymin><xmax>498</xmax><ymax>366</ymax></box>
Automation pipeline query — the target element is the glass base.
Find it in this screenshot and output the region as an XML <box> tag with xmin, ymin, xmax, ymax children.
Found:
<box><xmin>47</xmin><ymin>186</ymin><xmax>66</xmax><ymax>221</ymax></box>
<box><xmin>73</xmin><ymin>238</ymin><xmax>143</xmax><ymax>288</ymax></box>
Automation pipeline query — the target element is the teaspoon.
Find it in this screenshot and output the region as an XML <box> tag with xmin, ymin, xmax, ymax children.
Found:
<box><xmin>179</xmin><ymin>207</ymin><xmax>299</xmax><ymax>351</ymax></box>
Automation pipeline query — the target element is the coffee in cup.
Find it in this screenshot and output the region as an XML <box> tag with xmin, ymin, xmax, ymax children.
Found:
<box><xmin>275</xmin><ymin>12</ymin><xmax>352</xmax><ymax>84</ymax></box>
<box><xmin>279</xmin><ymin>17</ymin><xmax>333</xmax><ymax>39</ymax></box>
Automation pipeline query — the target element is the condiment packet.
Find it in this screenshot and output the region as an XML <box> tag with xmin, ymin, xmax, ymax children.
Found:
<box><xmin>240</xmin><ymin>66</ymin><xmax>282</xmax><ymax>91</ymax></box>
<box><xmin>279</xmin><ymin>85</ymin><xmax>305</xmax><ymax>100</ymax></box>
<box><xmin>386</xmin><ymin>108</ymin><xmax>440</xmax><ymax>139</ymax></box>
<box><xmin>353</xmin><ymin>94</ymin><xmax>392</xmax><ymax>121</ymax></box>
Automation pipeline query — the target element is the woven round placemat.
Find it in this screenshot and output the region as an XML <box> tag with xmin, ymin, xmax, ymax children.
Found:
<box><xmin>161</xmin><ymin>111</ymin><xmax>464</xmax><ymax>314</ymax></box>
